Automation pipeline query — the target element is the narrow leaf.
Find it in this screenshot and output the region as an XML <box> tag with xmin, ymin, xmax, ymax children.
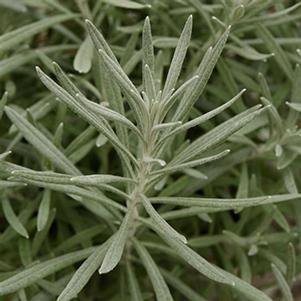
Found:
<box><xmin>150</xmin><ymin>222</ymin><xmax>272</xmax><ymax>301</ymax></box>
<box><xmin>37</xmin><ymin>190</ymin><xmax>51</xmax><ymax>232</ymax></box>
<box><xmin>85</xmin><ymin>19</ymin><xmax>117</xmax><ymax>62</ymax></box>
<box><xmin>167</xmin><ymin>89</ymin><xmax>246</xmax><ymax>137</ymax></box>
<box><xmin>85</xmin><ymin>100</ymin><xmax>143</xmax><ymax>139</ymax></box>
<box><xmin>4</xmin><ymin>106</ymin><xmax>80</xmax><ymax>175</ymax></box>
<box><xmin>161</xmin><ymin>269</ymin><xmax>207</xmax><ymax>301</ymax></box>
<box><xmin>99</xmin><ymin>210</ymin><xmax>134</xmax><ymax>274</ymax></box>
<box><xmin>70</xmin><ymin>174</ymin><xmax>135</xmax><ymax>186</ymax></box>
<box><xmin>286</xmin><ymin>102</ymin><xmax>301</xmax><ymax>112</ymax></box>
<box><xmin>257</xmin><ymin>24</ymin><xmax>293</xmax><ymax>80</ymax></box>
<box><xmin>11</xmin><ymin>169</ymin><xmax>71</xmax><ymax>184</ymax></box>
<box><xmin>171</xmin><ymin>105</ymin><xmax>266</xmax><ymax>165</ymax></box>
<box><xmin>126</xmin><ymin>262</ymin><xmax>143</xmax><ymax>301</ymax></box>
<box><xmin>159</xmin><ymin>76</ymin><xmax>200</xmax><ymax>121</ymax></box>
<box><xmin>54</xmin><ymin>225</ymin><xmax>104</xmax><ymax>253</ymax></box>
<box><xmin>150</xmin><ymin>194</ymin><xmax>301</xmax><ymax>210</ymax></box>
<box><xmin>143</xmin><ymin>64</ymin><xmax>156</xmax><ymax>101</ymax></box>
<box><xmin>286</xmin><ymin>243</ymin><xmax>296</xmax><ymax>286</ymax></box>
<box><xmin>271</xmin><ymin>264</ymin><xmax>293</xmax><ymax>301</ymax></box>
<box><xmin>174</xmin><ymin>26</ymin><xmax>231</xmax><ymax>121</ymax></box>
<box><xmin>18</xmin><ymin>238</ymin><xmax>32</xmax><ymax>266</ymax></box>
<box><xmin>57</xmin><ymin>240</ymin><xmax>111</xmax><ymax>301</ymax></box>
<box><xmin>101</xmin><ymin>0</ymin><xmax>151</xmax><ymax>9</ymax></box>
<box><xmin>236</xmin><ymin>163</ymin><xmax>248</xmax><ymax>198</ymax></box>
<box><xmin>162</xmin><ymin>16</ymin><xmax>193</xmax><ymax>97</ymax></box>
<box><xmin>0</xmin><ymin>14</ymin><xmax>76</xmax><ymax>52</ymax></box>
<box><xmin>73</xmin><ymin>36</ymin><xmax>93</xmax><ymax>73</ymax></box>
<box><xmin>0</xmin><ymin>247</ymin><xmax>97</xmax><ymax>295</ymax></box>
<box><xmin>0</xmin><ymin>91</ymin><xmax>8</xmax><ymax>120</ymax></box>
<box><xmin>2</xmin><ymin>198</ymin><xmax>29</xmax><ymax>239</ymax></box>
<box><xmin>0</xmin><ymin>0</ymin><xmax>27</xmax><ymax>12</ymax></box>
<box><xmin>141</xmin><ymin>194</ymin><xmax>187</xmax><ymax>244</ymax></box>
<box><xmin>134</xmin><ymin>240</ymin><xmax>174</xmax><ymax>301</ymax></box>
<box><xmin>97</xmin><ymin>49</ymin><xmax>147</xmax><ymax>124</ymax></box>
<box><xmin>152</xmin><ymin>150</ymin><xmax>230</xmax><ymax>176</ymax></box>
<box><xmin>151</xmin><ymin>223</ymin><xmax>231</xmax><ymax>284</ymax></box>
<box><xmin>9</xmin><ymin>169</ymin><xmax>126</xmax><ymax>213</ymax></box>
<box><xmin>65</xmin><ymin>126</ymin><xmax>96</xmax><ymax>156</ymax></box>
<box><xmin>143</xmin><ymin>17</ymin><xmax>155</xmax><ymax>74</ymax></box>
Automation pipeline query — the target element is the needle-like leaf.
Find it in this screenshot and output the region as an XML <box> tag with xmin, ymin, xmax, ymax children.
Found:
<box><xmin>134</xmin><ymin>239</ymin><xmax>174</xmax><ymax>301</ymax></box>
<box><xmin>0</xmin><ymin>247</ymin><xmax>97</xmax><ymax>295</ymax></box>
<box><xmin>271</xmin><ymin>264</ymin><xmax>293</xmax><ymax>301</ymax></box>
<box><xmin>0</xmin><ymin>14</ymin><xmax>77</xmax><ymax>52</ymax></box>
<box><xmin>150</xmin><ymin>194</ymin><xmax>301</xmax><ymax>210</ymax></box>
<box><xmin>70</xmin><ymin>174</ymin><xmax>135</xmax><ymax>186</ymax></box>
<box><xmin>143</xmin><ymin>17</ymin><xmax>155</xmax><ymax>75</ymax></box>
<box><xmin>101</xmin><ymin>0</ymin><xmax>151</xmax><ymax>10</ymax></box>
<box><xmin>141</xmin><ymin>194</ymin><xmax>187</xmax><ymax>244</ymax></box>
<box><xmin>99</xmin><ymin>209</ymin><xmax>134</xmax><ymax>274</ymax></box>
<box><xmin>37</xmin><ymin>189</ymin><xmax>51</xmax><ymax>232</ymax></box>
<box><xmin>161</xmin><ymin>269</ymin><xmax>207</xmax><ymax>301</ymax></box>
<box><xmin>257</xmin><ymin>24</ymin><xmax>293</xmax><ymax>81</ymax></box>
<box><xmin>0</xmin><ymin>91</ymin><xmax>8</xmax><ymax>120</ymax></box>
<box><xmin>2</xmin><ymin>198</ymin><xmax>29</xmax><ymax>239</ymax></box>
<box><xmin>152</xmin><ymin>150</ymin><xmax>230</xmax><ymax>177</ymax></box>
<box><xmin>4</xmin><ymin>106</ymin><xmax>80</xmax><ymax>175</ymax></box>
<box><xmin>150</xmin><ymin>222</ymin><xmax>272</xmax><ymax>301</ymax></box>
<box><xmin>126</xmin><ymin>262</ymin><xmax>144</xmax><ymax>301</ymax></box>
<box><xmin>57</xmin><ymin>239</ymin><xmax>111</xmax><ymax>301</ymax></box>
<box><xmin>73</xmin><ymin>36</ymin><xmax>93</xmax><ymax>73</ymax></box>
<box><xmin>97</xmin><ymin>49</ymin><xmax>147</xmax><ymax>127</ymax></box>
<box><xmin>173</xmin><ymin>26</ymin><xmax>231</xmax><ymax>121</ymax></box>
<box><xmin>162</xmin><ymin>16</ymin><xmax>193</xmax><ymax>98</ymax></box>
<box><xmin>164</xmin><ymin>89</ymin><xmax>246</xmax><ymax>138</ymax></box>
<box><xmin>171</xmin><ymin>105</ymin><xmax>266</xmax><ymax>165</ymax></box>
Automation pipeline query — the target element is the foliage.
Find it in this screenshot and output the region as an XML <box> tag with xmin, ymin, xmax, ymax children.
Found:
<box><xmin>0</xmin><ymin>0</ymin><xmax>301</xmax><ymax>300</ymax></box>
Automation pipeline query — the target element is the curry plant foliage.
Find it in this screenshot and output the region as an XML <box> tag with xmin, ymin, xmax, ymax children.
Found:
<box><xmin>0</xmin><ymin>1</ymin><xmax>301</xmax><ymax>301</ymax></box>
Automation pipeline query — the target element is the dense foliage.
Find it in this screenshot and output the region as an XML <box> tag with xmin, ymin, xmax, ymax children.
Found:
<box><xmin>0</xmin><ymin>0</ymin><xmax>301</xmax><ymax>300</ymax></box>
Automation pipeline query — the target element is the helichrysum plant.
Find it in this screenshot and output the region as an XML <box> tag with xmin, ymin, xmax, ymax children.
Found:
<box><xmin>0</xmin><ymin>0</ymin><xmax>301</xmax><ymax>300</ymax></box>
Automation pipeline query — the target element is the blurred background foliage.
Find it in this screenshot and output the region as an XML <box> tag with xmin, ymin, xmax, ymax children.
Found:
<box><xmin>1</xmin><ymin>0</ymin><xmax>301</xmax><ymax>300</ymax></box>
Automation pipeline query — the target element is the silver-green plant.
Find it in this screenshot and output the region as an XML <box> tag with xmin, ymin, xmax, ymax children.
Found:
<box><xmin>0</xmin><ymin>14</ymin><xmax>300</xmax><ymax>301</ymax></box>
<box><xmin>1</xmin><ymin>1</ymin><xmax>301</xmax><ymax>300</ymax></box>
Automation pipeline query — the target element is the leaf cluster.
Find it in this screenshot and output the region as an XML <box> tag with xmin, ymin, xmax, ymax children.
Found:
<box><xmin>0</xmin><ymin>1</ymin><xmax>301</xmax><ymax>301</ymax></box>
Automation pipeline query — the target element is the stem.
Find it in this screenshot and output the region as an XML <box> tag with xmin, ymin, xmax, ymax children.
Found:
<box><xmin>125</xmin><ymin>100</ymin><xmax>158</xmax><ymax>245</ymax></box>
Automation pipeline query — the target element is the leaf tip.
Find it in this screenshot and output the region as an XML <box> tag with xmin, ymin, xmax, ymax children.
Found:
<box><xmin>52</xmin><ymin>61</ymin><xmax>59</xmax><ymax>69</ymax></box>
<box><xmin>98</xmin><ymin>49</ymin><xmax>105</xmax><ymax>56</ymax></box>
<box><xmin>85</xmin><ymin>19</ymin><xmax>92</xmax><ymax>25</ymax></box>
<box><xmin>159</xmin><ymin>160</ymin><xmax>166</xmax><ymax>167</ymax></box>
<box><xmin>98</xmin><ymin>264</ymin><xmax>108</xmax><ymax>275</ymax></box>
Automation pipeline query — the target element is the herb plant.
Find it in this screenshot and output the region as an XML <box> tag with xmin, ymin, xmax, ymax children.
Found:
<box><xmin>0</xmin><ymin>1</ymin><xmax>301</xmax><ymax>300</ymax></box>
